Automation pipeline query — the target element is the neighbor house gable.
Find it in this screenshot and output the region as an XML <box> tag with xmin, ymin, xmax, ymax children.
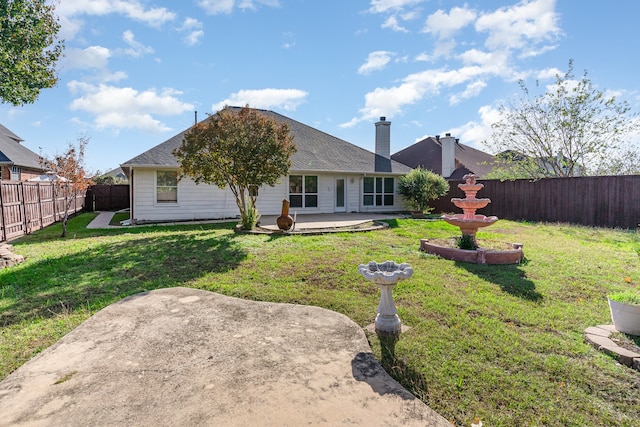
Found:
<box><xmin>0</xmin><ymin>123</ymin><xmax>46</xmax><ymax>181</ymax></box>
<box><xmin>391</xmin><ymin>136</ymin><xmax>496</xmax><ymax>179</ymax></box>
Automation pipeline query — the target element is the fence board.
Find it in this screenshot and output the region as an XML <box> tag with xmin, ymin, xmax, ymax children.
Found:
<box><xmin>429</xmin><ymin>175</ymin><xmax>640</xmax><ymax>230</ymax></box>
<box><xmin>0</xmin><ymin>181</ymin><xmax>86</xmax><ymax>242</ymax></box>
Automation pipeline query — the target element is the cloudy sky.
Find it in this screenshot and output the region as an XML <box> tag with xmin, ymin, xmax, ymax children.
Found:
<box><xmin>1</xmin><ymin>0</ymin><xmax>638</xmax><ymax>173</ymax></box>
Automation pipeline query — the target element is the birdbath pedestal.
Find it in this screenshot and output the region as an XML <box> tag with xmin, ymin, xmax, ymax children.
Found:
<box><xmin>358</xmin><ymin>261</ymin><xmax>413</xmax><ymax>335</ymax></box>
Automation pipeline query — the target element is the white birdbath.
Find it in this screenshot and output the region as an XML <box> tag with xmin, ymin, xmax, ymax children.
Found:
<box><xmin>358</xmin><ymin>261</ymin><xmax>413</xmax><ymax>335</ymax></box>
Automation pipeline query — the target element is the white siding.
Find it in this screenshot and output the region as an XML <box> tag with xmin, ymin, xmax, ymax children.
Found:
<box><xmin>132</xmin><ymin>168</ymin><xmax>409</xmax><ymax>223</ymax></box>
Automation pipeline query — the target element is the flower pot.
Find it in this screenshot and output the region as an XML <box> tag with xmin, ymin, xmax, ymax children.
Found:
<box><xmin>608</xmin><ymin>298</ymin><xmax>640</xmax><ymax>336</ymax></box>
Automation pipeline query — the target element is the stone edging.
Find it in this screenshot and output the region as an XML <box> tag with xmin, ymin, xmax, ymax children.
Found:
<box><xmin>0</xmin><ymin>243</ymin><xmax>25</xmax><ymax>270</ymax></box>
<box><xmin>584</xmin><ymin>324</ymin><xmax>640</xmax><ymax>371</ymax></box>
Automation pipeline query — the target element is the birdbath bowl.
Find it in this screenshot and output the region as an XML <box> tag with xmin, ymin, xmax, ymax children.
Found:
<box><xmin>358</xmin><ymin>261</ymin><xmax>413</xmax><ymax>335</ymax></box>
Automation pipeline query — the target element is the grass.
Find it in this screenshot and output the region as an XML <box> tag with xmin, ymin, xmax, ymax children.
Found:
<box><xmin>2</xmin><ymin>213</ymin><xmax>640</xmax><ymax>426</ymax></box>
<box><xmin>109</xmin><ymin>211</ymin><xmax>129</xmax><ymax>226</ymax></box>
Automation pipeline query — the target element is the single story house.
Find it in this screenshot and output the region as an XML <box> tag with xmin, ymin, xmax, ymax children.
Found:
<box><xmin>0</xmin><ymin>123</ymin><xmax>46</xmax><ymax>181</ymax></box>
<box><xmin>120</xmin><ymin>108</ymin><xmax>412</xmax><ymax>224</ymax></box>
<box><xmin>391</xmin><ymin>133</ymin><xmax>496</xmax><ymax>179</ymax></box>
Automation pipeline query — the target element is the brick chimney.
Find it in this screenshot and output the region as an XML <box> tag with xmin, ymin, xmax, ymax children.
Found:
<box><xmin>441</xmin><ymin>133</ymin><xmax>456</xmax><ymax>178</ymax></box>
<box><xmin>375</xmin><ymin>117</ymin><xmax>390</xmax><ymax>159</ymax></box>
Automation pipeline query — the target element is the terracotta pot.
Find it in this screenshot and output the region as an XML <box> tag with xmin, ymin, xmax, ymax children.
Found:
<box><xmin>276</xmin><ymin>199</ymin><xmax>294</xmax><ymax>230</ymax></box>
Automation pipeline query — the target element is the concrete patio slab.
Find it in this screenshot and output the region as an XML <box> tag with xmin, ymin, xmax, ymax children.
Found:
<box><xmin>0</xmin><ymin>287</ymin><xmax>449</xmax><ymax>426</ymax></box>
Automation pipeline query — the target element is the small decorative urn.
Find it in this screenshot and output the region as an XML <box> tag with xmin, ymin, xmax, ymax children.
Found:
<box><xmin>276</xmin><ymin>199</ymin><xmax>294</xmax><ymax>231</ymax></box>
<box><xmin>358</xmin><ymin>261</ymin><xmax>413</xmax><ymax>335</ymax></box>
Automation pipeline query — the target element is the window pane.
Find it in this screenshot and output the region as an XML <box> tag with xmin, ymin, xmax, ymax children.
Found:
<box><xmin>289</xmin><ymin>175</ymin><xmax>302</xmax><ymax>194</ymax></box>
<box><xmin>384</xmin><ymin>194</ymin><xmax>394</xmax><ymax>206</ymax></box>
<box><xmin>363</xmin><ymin>177</ymin><xmax>374</xmax><ymax>193</ymax></box>
<box><xmin>336</xmin><ymin>179</ymin><xmax>344</xmax><ymax>207</ymax></box>
<box><xmin>363</xmin><ymin>195</ymin><xmax>374</xmax><ymax>206</ymax></box>
<box><xmin>305</xmin><ymin>175</ymin><xmax>318</xmax><ymax>193</ymax></box>
<box><xmin>290</xmin><ymin>195</ymin><xmax>303</xmax><ymax>208</ymax></box>
<box><xmin>376</xmin><ymin>195</ymin><xmax>382</xmax><ymax>206</ymax></box>
<box><xmin>157</xmin><ymin>188</ymin><xmax>177</xmax><ymax>203</ymax></box>
<box><xmin>305</xmin><ymin>195</ymin><xmax>318</xmax><ymax>207</ymax></box>
<box><xmin>376</xmin><ymin>177</ymin><xmax>382</xmax><ymax>193</ymax></box>
<box><xmin>384</xmin><ymin>177</ymin><xmax>394</xmax><ymax>193</ymax></box>
<box><xmin>157</xmin><ymin>171</ymin><xmax>177</xmax><ymax>186</ymax></box>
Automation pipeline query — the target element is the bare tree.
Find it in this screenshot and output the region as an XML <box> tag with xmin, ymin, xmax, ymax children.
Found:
<box><xmin>40</xmin><ymin>136</ymin><xmax>94</xmax><ymax>237</ymax></box>
<box><xmin>486</xmin><ymin>60</ymin><xmax>640</xmax><ymax>179</ymax></box>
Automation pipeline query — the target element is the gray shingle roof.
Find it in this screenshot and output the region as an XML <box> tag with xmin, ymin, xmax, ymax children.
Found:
<box><xmin>121</xmin><ymin>107</ymin><xmax>412</xmax><ymax>175</ymax></box>
<box><xmin>391</xmin><ymin>136</ymin><xmax>496</xmax><ymax>179</ymax></box>
<box><xmin>0</xmin><ymin>123</ymin><xmax>44</xmax><ymax>170</ymax></box>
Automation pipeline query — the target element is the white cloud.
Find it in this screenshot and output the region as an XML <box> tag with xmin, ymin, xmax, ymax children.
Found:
<box><xmin>68</xmin><ymin>82</ymin><xmax>194</xmax><ymax>133</ymax></box>
<box><xmin>57</xmin><ymin>0</ymin><xmax>176</xmax><ymax>27</ymax></box>
<box><xmin>62</xmin><ymin>46</ymin><xmax>112</xmax><ymax>70</ymax></box>
<box><xmin>475</xmin><ymin>0</ymin><xmax>560</xmax><ymax>51</ymax></box>
<box><xmin>120</xmin><ymin>30</ymin><xmax>154</xmax><ymax>57</ymax></box>
<box><xmin>197</xmin><ymin>0</ymin><xmax>280</xmax><ymax>15</ymax></box>
<box><xmin>381</xmin><ymin>16</ymin><xmax>408</xmax><ymax>33</ymax></box>
<box><xmin>370</xmin><ymin>0</ymin><xmax>424</xmax><ymax>32</ymax></box>
<box><xmin>447</xmin><ymin>105</ymin><xmax>501</xmax><ymax>149</ymax></box>
<box><xmin>179</xmin><ymin>18</ymin><xmax>205</xmax><ymax>46</ymax></box>
<box><xmin>536</xmin><ymin>67</ymin><xmax>563</xmax><ymax>80</ymax></box>
<box><xmin>449</xmin><ymin>80</ymin><xmax>487</xmax><ymax>105</ymax></box>
<box><xmin>212</xmin><ymin>89</ymin><xmax>308</xmax><ymax>112</ymax></box>
<box><xmin>358</xmin><ymin>51</ymin><xmax>394</xmax><ymax>75</ymax></box>
<box><xmin>414</xmin><ymin>52</ymin><xmax>431</xmax><ymax>62</ymax></box>
<box><xmin>423</xmin><ymin>6</ymin><xmax>476</xmax><ymax>39</ymax></box>
<box><xmin>368</xmin><ymin>0</ymin><xmax>424</xmax><ymax>14</ymax></box>
<box><xmin>342</xmin><ymin>65</ymin><xmax>488</xmax><ymax>127</ymax></box>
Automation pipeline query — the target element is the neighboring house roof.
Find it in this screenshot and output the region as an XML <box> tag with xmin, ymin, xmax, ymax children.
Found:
<box><xmin>0</xmin><ymin>123</ymin><xmax>44</xmax><ymax>170</ymax></box>
<box><xmin>103</xmin><ymin>167</ymin><xmax>127</xmax><ymax>179</ymax></box>
<box><xmin>121</xmin><ymin>107</ymin><xmax>412</xmax><ymax>175</ymax></box>
<box><xmin>28</xmin><ymin>173</ymin><xmax>68</xmax><ymax>182</ymax></box>
<box><xmin>391</xmin><ymin>136</ymin><xmax>496</xmax><ymax>179</ymax></box>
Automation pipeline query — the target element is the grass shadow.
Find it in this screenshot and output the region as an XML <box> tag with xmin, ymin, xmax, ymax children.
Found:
<box><xmin>1</xmin><ymin>231</ymin><xmax>247</xmax><ymax>327</ymax></box>
<box><xmin>456</xmin><ymin>261</ymin><xmax>543</xmax><ymax>302</ymax></box>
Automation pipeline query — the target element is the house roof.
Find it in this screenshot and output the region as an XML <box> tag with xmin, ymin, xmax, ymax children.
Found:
<box><xmin>121</xmin><ymin>107</ymin><xmax>412</xmax><ymax>175</ymax></box>
<box><xmin>391</xmin><ymin>136</ymin><xmax>496</xmax><ymax>179</ymax></box>
<box><xmin>0</xmin><ymin>123</ymin><xmax>44</xmax><ymax>170</ymax></box>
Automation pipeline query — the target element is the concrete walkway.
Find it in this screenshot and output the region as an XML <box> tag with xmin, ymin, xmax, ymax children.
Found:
<box><xmin>86</xmin><ymin>211</ymin><xmax>407</xmax><ymax>231</ymax></box>
<box><xmin>0</xmin><ymin>288</ymin><xmax>450</xmax><ymax>426</ymax></box>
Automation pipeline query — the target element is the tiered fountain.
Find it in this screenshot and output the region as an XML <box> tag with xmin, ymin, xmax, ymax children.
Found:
<box><xmin>420</xmin><ymin>174</ymin><xmax>523</xmax><ymax>264</ymax></box>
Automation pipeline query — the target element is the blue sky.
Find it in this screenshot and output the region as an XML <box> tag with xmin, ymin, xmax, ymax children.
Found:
<box><xmin>1</xmin><ymin>0</ymin><xmax>639</xmax><ymax>173</ymax></box>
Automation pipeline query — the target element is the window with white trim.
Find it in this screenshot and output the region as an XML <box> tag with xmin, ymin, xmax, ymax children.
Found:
<box><xmin>363</xmin><ymin>177</ymin><xmax>394</xmax><ymax>206</ymax></box>
<box><xmin>157</xmin><ymin>171</ymin><xmax>178</xmax><ymax>203</ymax></box>
<box><xmin>10</xmin><ymin>166</ymin><xmax>21</xmax><ymax>181</ymax></box>
<box><xmin>289</xmin><ymin>175</ymin><xmax>318</xmax><ymax>208</ymax></box>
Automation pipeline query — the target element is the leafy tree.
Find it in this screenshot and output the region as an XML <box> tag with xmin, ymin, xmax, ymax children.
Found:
<box><xmin>398</xmin><ymin>167</ymin><xmax>449</xmax><ymax>213</ymax></box>
<box><xmin>0</xmin><ymin>0</ymin><xmax>63</xmax><ymax>106</ymax></box>
<box><xmin>40</xmin><ymin>136</ymin><xmax>94</xmax><ymax>237</ymax></box>
<box><xmin>174</xmin><ymin>106</ymin><xmax>297</xmax><ymax>229</ymax></box>
<box><xmin>485</xmin><ymin>60</ymin><xmax>640</xmax><ymax>179</ymax></box>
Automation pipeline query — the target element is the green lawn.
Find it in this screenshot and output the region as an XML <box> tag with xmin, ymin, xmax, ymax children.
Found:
<box><xmin>1</xmin><ymin>213</ymin><xmax>639</xmax><ymax>426</ymax></box>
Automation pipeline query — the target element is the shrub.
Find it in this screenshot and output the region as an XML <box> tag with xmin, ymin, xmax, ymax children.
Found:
<box><xmin>398</xmin><ymin>167</ymin><xmax>449</xmax><ymax>213</ymax></box>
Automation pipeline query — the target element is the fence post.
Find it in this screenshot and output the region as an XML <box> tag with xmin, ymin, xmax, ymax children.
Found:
<box><xmin>36</xmin><ymin>183</ymin><xmax>43</xmax><ymax>230</ymax></box>
<box><xmin>0</xmin><ymin>181</ymin><xmax>5</xmax><ymax>242</ymax></box>
<box><xmin>19</xmin><ymin>182</ymin><xmax>28</xmax><ymax>235</ymax></box>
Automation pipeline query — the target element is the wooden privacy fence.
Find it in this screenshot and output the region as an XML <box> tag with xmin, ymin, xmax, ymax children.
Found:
<box><xmin>85</xmin><ymin>185</ymin><xmax>129</xmax><ymax>212</ymax></box>
<box><xmin>0</xmin><ymin>181</ymin><xmax>85</xmax><ymax>242</ymax></box>
<box><xmin>429</xmin><ymin>175</ymin><xmax>640</xmax><ymax>230</ymax></box>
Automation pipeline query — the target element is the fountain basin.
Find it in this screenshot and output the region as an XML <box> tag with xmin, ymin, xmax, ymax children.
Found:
<box><xmin>442</xmin><ymin>214</ymin><xmax>499</xmax><ymax>237</ymax></box>
<box><xmin>420</xmin><ymin>239</ymin><xmax>524</xmax><ymax>264</ymax></box>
